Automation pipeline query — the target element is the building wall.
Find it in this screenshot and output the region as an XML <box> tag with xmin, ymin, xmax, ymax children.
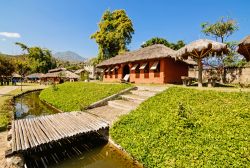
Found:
<box><xmin>226</xmin><ymin>67</ymin><xmax>250</xmax><ymax>84</ymax></box>
<box><xmin>164</xmin><ymin>58</ymin><xmax>189</xmax><ymax>83</ymax></box>
<box><xmin>103</xmin><ymin>64</ymin><xmax>123</xmax><ymax>82</ymax></box>
<box><xmin>84</xmin><ymin>64</ymin><xmax>96</xmax><ymax>79</ymax></box>
<box><xmin>129</xmin><ymin>60</ymin><xmax>165</xmax><ymax>84</ymax></box>
<box><xmin>188</xmin><ymin>67</ymin><xmax>250</xmax><ymax>84</ymax></box>
<box><xmin>102</xmin><ymin>58</ymin><xmax>188</xmax><ymax>84</ymax></box>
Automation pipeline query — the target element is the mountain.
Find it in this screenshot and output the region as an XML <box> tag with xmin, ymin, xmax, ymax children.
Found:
<box><xmin>53</xmin><ymin>51</ymin><xmax>86</xmax><ymax>62</ymax></box>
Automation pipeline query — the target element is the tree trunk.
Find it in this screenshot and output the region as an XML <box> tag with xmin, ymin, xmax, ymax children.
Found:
<box><xmin>198</xmin><ymin>58</ymin><xmax>203</xmax><ymax>87</ymax></box>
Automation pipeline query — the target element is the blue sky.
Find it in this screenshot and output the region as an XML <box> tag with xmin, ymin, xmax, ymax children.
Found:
<box><xmin>0</xmin><ymin>0</ymin><xmax>249</xmax><ymax>58</ymax></box>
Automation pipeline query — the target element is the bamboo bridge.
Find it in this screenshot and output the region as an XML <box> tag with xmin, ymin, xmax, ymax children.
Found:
<box><xmin>8</xmin><ymin>111</ymin><xmax>109</xmax><ymax>155</ymax></box>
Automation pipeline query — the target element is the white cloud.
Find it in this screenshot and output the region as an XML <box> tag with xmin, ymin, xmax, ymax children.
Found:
<box><xmin>0</xmin><ymin>32</ymin><xmax>21</xmax><ymax>38</ymax></box>
<box><xmin>1</xmin><ymin>38</ymin><xmax>6</xmax><ymax>41</ymax></box>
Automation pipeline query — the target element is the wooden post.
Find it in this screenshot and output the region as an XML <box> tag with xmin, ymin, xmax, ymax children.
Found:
<box><xmin>208</xmin><ymin>78</ymin><xmax>212</xmax><ymax>87</ymax></box>
<box><xmin>197</xmin><ymin>58</ymin><xmax>203</xmax><ymax>87</ymax></box>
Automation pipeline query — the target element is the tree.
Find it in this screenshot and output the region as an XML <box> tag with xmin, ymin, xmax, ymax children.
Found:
<box><xmin>201</xmin><ymin>17</ymin><xmax>238</xmax><ymax>43</ymax></box>
<box><xmin>223</xmin><ymin>41</ymin><xmax>246</xmax><ymax>67</ymax></box>
<box><xmin>201</xmin><ymin>17</ymin><xmax>240</xmax><ymax>82</ymax></box>
<box><xmin>91</xmin><ymin>9</ymin><xmax>134</xmax><ymax>62</ymax></box>
<box><xmin>15</xmin><ymin>60</ymin><xmax>31</xmax><ymax>76</ymax></box>
<box><xmin>0</xmin><ymin>56</ymin><xmax>15</xmax><ymax>79</ymax></box>
<box><xmin>141</xmin><ymin>37</ymin><xmax>185</xmax><ymax>50</ymax></box>
<box><xmin>15</xmin><ymin>42</ymin><xmax>56</xmax><ymax>73</ymax></box>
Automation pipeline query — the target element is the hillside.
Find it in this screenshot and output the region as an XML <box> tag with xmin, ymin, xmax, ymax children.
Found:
<box><xmin>53</xmin><ymin>51</ymin><xmax>86</xmax><ymax>62</ymax></box>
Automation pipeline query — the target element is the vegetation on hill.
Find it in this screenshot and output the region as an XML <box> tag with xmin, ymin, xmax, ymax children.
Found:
<box><xmin>15</xmin><ymin>42</ymin><xmax>57</xmax><ymax>73</ymax></box>
<box><xmin>0</xmin><ymin>55</ymin><xmax>15</xmax><ymax>77</ymax></box>
<box><xmin>111</xmin><ymin>87</ymin><xmax>250</xmax><ymax>167</ymax></box>
<box><xmin>53</xmin><ymin>51</ymin><xmax>86</xmax><ymax>62</ymax></box>
<box><xmin>39</xmin><ymin>82</ymin><xmax>131</xmax><ymax>111</ymax></box>
<box><xmin>141</xmin><ymin>37</ymin><xmax>185</xmax><ymax>50</ymax></box>
<box><xmin>0</xmin><ymin>50</ymin><xmax>85</xmax><ymax>77</ymax></box>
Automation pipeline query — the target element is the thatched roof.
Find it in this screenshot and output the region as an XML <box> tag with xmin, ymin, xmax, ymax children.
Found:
<box><xmin>43</xmin><ymin>70</ymin><xmax>79</xmax><ymax>79</ymax></box>
<box><xmin>239</xmin><ymin>35</ymin><xmax>250</xmax><ymax>45</ymax></box>
<box><xmin>183</xmin><ymin>58</ymin><xmax>197</xmax><ymax>65</ymax></box>
<box><xmin>12</xmin><ymin>73</ymin><xmax>21</xmax><ymax>78</ymax></box>
<box><xmin>26</xmin><ymin>73</ymin><xmax>44</xmax><ymax>79</ymax></box>
<box><xmin>64</xmin><ymin>71</ymin><xmax>80</xmax><ymax>79</ymax></box>
<box><xmin>237</xmin><ymin>35</ymin><xmax>250</xmax><ymax>61</ymax></box>
<box><xmin>74</xmin><ymin>69</ymin><xmax>85</xmax><ymax>74</ymax></box>
<box><xmin>97</xmin><ymin>44</ymin><xmax>176</xmax><ymax>67</ymax></box>
<box><xmin>176</xmin><ymin>39</ymin><xmax>229</xmax><ymax>59</ymax></box>
<box><xmin>48</xmin><ymin>68</ymin><xmax>66</xmax><ymax>73</ymax></box>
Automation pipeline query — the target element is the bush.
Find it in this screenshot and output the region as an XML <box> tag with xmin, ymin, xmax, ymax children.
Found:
<box><xmin>39</xmin><ymin>82</ymin><xmax>131</xmax><ymax>111</ymax></box>
<box><xmin>111</xmin><ymin>87</ymin><xmax>250</xmax><ymax>167</ymax></box>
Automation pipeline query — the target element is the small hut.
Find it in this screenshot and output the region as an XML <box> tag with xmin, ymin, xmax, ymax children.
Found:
<box><xmin>237</xmin><ymin>35</ymin><xmax>250</xmax><ymax>61</ymax></box>
<box><xmin>97</xmin><ymin>44</ymin><xmax>194</xmax><ymax>84</ymax></box>
<box><xmin>12</xmin><ymin>73</ymin><xmax>22</xmax><ymax>83</ymax></box>
<box><xmin>41</xmin><ymin>68</ymin><xmax>80</xmax><ymax>84</ymax></box>
<box><xmin>176</xmin><ymin>39</ymin><xmax>229</xmax><ymax>87</ymax></box>
<box><xmin>26</xmin><ymin>73</ymin><xmax>44</xmax><ymax>83</ymax></box>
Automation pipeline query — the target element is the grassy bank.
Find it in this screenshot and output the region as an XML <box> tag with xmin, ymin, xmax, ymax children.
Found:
<box><xmin>111</xmin><ymin>87</ymin><xmax>250</xmax><ymax>167</ymax></box>
<box><xmin>0</xmin><ymin>84</ymin><xmax>47</xmax><ymax>131</ymax></box>
<box><xmin>0</xmin><ymin>96</ymin><xmax>12</xmax><ymax>131</ymax></box>
<box><xmin>39</xmin><ymin>82</ymin><xmax>131</xmax><ymax>111</ymax></box>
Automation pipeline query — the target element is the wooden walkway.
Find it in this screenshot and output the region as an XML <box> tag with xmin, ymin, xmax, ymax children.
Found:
<box><xmin>10</xmin><ymin>112</ymin><xmax>108</xmax><ymax>154</ymax></box>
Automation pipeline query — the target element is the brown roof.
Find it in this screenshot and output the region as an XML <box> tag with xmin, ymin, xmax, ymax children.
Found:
<box><xmin>12</xmin><ymin>73</ymin><xmax>22</xmax><ymax>78</ymax></box>
<box><xmin>43</xmin><ymin>70</ymin><xmax>79</xmax><ymax>79</ymax></box>
<box><xmin>26</xmin><ymin>73</ymin><xmax>44</xmax><ymax>79</ymax></box>
<box><xmin>237</xmin><ymin>35</ymin><xmax>250</xmax><ymax>61</ymax></box>
<box><xmin>239</xmin><ymin>35</ymin><xmax>250</xmax><ymax>45</ymax></box>
<box><xmin>48</xmin><ymin>68</ymin><xmax>66</xmax><ymax>73</ymax></box>
<box><xmin>74</xmin><ymin>69</ymin><xmax>85</xmax><ymax>74</ymax></box>
<box><xmin>97</xmin><ymin>44</ymin><xmax>176</xmax><ymax>67</ymax></box>
<box><xmin>183</xmin><ymin>58</ymin><xmax>197</xmax><ymax>65</ymax></box>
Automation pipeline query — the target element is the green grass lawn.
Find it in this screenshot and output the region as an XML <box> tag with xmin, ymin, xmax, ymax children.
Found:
<box><xmin>111</xmin><ymin>87</ymin><xmax>250</xmax><ymax>167</ymax></box>
<box><xmin>39</xmin><ymin>82</ymin><xmax>131</xmax><ymax>111</ymax></box>
<box><xmin>0</xmin><ymin>96</ymin><xmax>11</xmax><ymax>131</ymax></box>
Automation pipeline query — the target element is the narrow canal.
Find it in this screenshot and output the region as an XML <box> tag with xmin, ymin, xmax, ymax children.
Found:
<box><xmin>14</xmin><ymin>91</ymin><xmax>141</xmax><ymax>168</ymax></box>
<box><xmin>15</xmin><ymin>91</ymin><xmax>58</xmax><ymax>119</ymax></box>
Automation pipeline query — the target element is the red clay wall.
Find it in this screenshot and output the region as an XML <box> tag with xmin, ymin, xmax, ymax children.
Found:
<box><xmin>102</xmin><ymin>58</ymin><xmax>188</xmax><ymax>84</ymax></box>
<box><xmin>103</xmin><ymin>65</ymin><xmax>123</xmax><ymax>83</ymax></box>
<box><xmin>130</xmin><ymin>60</ymin><xmax>165</xmax><ymax>84</ymax></box>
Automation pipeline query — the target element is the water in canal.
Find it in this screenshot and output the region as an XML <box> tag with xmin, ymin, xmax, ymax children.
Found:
<box><xmin>14</xmin><ymin>91</ymin><xmax>142</xmax><ymax>168</ymax></box>
<box><xmin>50</xmin><ymin>142</ymin><xmax>141</xmax><ymax>168</ymax></box>
<box><xmin>14</xmin><ymin>91</ymin><xmax>59</xmax><ymax>119</ymax></box>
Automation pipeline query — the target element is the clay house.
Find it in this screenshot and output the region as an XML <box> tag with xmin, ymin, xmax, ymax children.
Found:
<box><xmin>97</xmin><ymin>44</ymin><xmax>194</xmax><ymax>84</ymax></box>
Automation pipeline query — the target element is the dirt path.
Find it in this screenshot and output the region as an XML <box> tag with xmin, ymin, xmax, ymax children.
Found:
<box><xmin>0</xmin><ymin>86</ymin><xmax>18</xmax><ymax>97</ymax></box>
<box><xmin>0</xmin><ymin>131</ymin><xmax>8</xmax><ymax>167</ymax></box>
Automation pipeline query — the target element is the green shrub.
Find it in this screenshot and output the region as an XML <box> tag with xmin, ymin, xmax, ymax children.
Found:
<box><xmin>111</xmin><ymin>87</ymin><xmax>250</xmax><ymax>167</ymax></box>
<box><xmin>39</xmin><ymin>82</ymin><xmax>131</xmax><ymax>111</ymax></box>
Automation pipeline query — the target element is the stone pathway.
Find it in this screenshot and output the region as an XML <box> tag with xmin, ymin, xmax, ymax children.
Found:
<box><xmin>87</xmin><ymin>86</ymin><xmax>167</xmax><ymax>126</ymax></box>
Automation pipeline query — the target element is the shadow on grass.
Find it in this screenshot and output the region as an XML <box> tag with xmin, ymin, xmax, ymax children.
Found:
<box><xmin>189</xmin><ymin>82</ymin><xmax>236</xmax><ymax>88</ymax></box>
